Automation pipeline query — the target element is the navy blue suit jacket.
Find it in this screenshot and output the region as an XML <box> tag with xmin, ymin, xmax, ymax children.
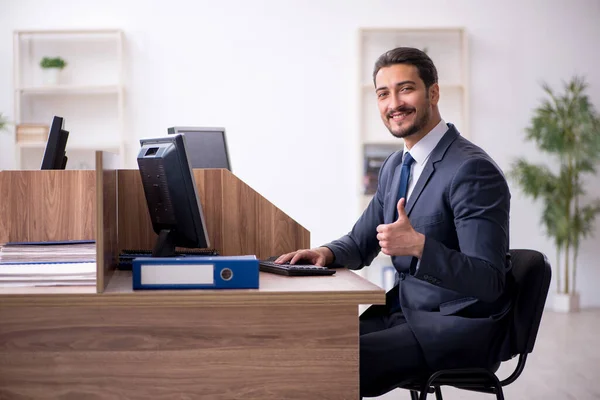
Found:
<box><xmin>325</xmin><ymin>124</ymin><xmax>514</xmax><ymax>370</ymax></box>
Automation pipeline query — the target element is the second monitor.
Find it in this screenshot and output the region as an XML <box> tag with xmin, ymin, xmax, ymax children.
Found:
<box><xmin>137</xmin><ymin>133</ymin><xmax>211</xmax><ymax>257</ymax></box>
<box><xmin>41</xmin><ymin>115</ymin><xmax>69</xmax><ymax>170</ymax></box>
<box><xmin>167</xmin><ymin>126</ymin><xmax>231</xmax><ymax>171</ymax></box>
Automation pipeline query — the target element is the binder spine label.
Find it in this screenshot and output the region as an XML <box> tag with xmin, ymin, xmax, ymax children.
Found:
<box><xmin>141</xmin><ymin>264</ymin><xmax>215</xmax><ymax>285</ymax></box>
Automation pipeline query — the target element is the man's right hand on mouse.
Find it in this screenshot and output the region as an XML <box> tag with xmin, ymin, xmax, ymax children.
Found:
<box><xmin>274</xmin><ymin>247</ymin><xmax>334</xmax><ymax>267</ymax></box>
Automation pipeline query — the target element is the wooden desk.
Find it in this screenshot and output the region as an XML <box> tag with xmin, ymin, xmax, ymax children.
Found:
<box><xmin>0</xmin><ymin>269</ymin><xmax>384</xmax><ymax>399</ymax></box>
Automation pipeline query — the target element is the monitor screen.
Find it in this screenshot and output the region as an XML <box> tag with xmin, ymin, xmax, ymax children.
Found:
<box><xmin>137</xmin><ymin>134</ymin><xmax>210</xmax><ymax>257</ymax></box>
<box><xmin>41</xmin><ymin>116</ymin><xmax>69</xmax><ymax>170</ymax></box>
<box><xmin>167</xmin><ymin>126</ymin><xmax>231</xmax><ymax>171</ymax></box>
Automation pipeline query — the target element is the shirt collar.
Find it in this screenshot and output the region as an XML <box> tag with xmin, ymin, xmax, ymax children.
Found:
<box><xmin>405</xmin><ymin>119</ymin><xmax>448</xmax><ymax>166</ymax></box>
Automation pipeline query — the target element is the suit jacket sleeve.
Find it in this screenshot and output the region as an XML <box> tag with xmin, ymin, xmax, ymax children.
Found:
<box><xmin>321</xmin><ymin>153</ymin><xmax>397</xmax><ymax>269</ymax></box>
<box><xmin>414</xmin><ymin>157</ymin><xmax>511</xmax><ymax>303</ymax></box>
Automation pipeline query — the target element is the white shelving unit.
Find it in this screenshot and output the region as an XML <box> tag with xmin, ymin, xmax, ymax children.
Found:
<box><xmin>356</xmin><ymin>27</ymin><xmax>469</xmax><ymax>288</ymax></box>
<box><xmin>13</xmin><ymin>29</ymin><xmax>125</xmax><ymax>170</ymax></box>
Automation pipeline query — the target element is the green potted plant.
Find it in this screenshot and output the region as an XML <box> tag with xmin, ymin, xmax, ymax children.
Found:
<box><xmin>510</xmin><ymin>76</ymin><xmax>600</xmax><ymax>312</ymax></box>
<box><xmin>0</xmin><ymin>113</ymin><xmax>9</xmax><ymax>133</ymax></box>
<box><xmin>39</xmin><ymin>56</ymin><xmax>67</xmax><ymax>85</ymax></box>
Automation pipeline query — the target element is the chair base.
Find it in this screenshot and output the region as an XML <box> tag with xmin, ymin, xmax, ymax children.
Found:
<box><xmin>409</xmin><ymin>386</ymin><xmax>444</xmax><ymax>400</ymax></box>
<box><xmin>403</xmin><ymin>367</ymin><xmax>506</xmax><ymax>400</ymax></box>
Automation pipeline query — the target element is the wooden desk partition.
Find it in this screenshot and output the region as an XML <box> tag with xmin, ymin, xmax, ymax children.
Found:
<box><xmin>95</xmin><ymin>151</ymin><xmax>118</xmax><ymax>293</ymax></box>
<box><xmin>1</xmin><ymin>165</ymin><xmax>305</xmax><ymax>291</ymax></box>
<box><xmin>118</xmin><ymin>168</ymin><xmax>310</xmax><ymax>259</ymax></box>
<box><xmin>0</xmin><ymin>170</ymin><xmax>95</xmax><ymax>243</ymax></box>
<box><xmin>0</xmin><ymin>152</ymin><xmax>118</xmax><ymax>294</ymax></box>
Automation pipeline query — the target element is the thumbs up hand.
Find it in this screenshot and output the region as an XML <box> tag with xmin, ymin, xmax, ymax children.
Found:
<box><xmin>376</xmin><ymin>198</ymin><xmax>426</xmax><ymax>258</ymax></box>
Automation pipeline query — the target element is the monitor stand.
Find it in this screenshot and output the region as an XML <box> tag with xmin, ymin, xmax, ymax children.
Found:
<box><xmin>152</xmin><ymin>229</ymin><xmax>177</xmax><ymax>257</ymax></box>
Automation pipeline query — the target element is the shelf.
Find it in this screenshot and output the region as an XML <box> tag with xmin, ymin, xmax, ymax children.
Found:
<box><xmin>13</xmin><ymin>29</ymin><xmax>125</xmax><ymax>170</ymax></box>
<box><xmin>17</xmin><ymin>29</ymin><xmax>122</xmax><ymax>35</ymax></box>
<box><xmin>360</xmin><ymin>27</ymin><xmax>464</xmax><ymax>34</ymax></box>
<box><xmin>17</xmin><ymin>141</ymin><xmax>122</xmax><ymax>152</ymax></box>
<box><xmin>16</xmin><ymin>85</ymin><xmax>122</xmax><ymax>95</ymax></box>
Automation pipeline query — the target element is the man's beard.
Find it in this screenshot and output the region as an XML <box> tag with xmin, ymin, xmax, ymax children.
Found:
<box><xmin>387</xmin><ymin>99</ymin><xmax>431</xmax><ymax>139</ymax></box>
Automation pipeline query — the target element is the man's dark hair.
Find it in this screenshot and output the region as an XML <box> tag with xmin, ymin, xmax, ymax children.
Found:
<box><xmin>372</xmin><ymin>47</ymin><xmax>438</xmax><ymax>88</ymax></box>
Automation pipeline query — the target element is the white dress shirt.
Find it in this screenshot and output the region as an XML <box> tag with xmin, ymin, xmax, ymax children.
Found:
<box><xmin>401</xmin><ymin>119</ymin><xmax>448</xmax><ymax>271</ymax></box>
<box><xmin>403</xmin><ymin>119</ymin><xmax>448</xmax><ymax>202</ymax></box>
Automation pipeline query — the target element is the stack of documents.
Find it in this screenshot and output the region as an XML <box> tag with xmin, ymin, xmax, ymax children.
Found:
<box><xmin>0</xmin><ymin>241</ymin><xmax>96</xmax><ymax>287</ymax></box>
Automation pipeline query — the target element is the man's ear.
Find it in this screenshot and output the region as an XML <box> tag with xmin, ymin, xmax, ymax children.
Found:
<box><xmin>428</xmin><ymin>83</ymin><xmax>440</xmax><ymax>106</ymax></box>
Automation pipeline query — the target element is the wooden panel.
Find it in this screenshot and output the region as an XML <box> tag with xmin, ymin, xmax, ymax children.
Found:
<box><xmin>256</xmin><ymin>196</ymin><xmax>311</xmax><ymax>259</ymax></box>
<box><xmin>117</xmin><ymin>170</ymin><xmax>155</xmax><ymax>251</ymax></box>
<box><xmin>220</xmin><ymin>169</ymin><xmax>259</xmax><ymax>256</ymax></box>
<box><xmin>193</xmin><ymin>169</ymin><xmax>224</xmax><ymax>252</ymax></box>
<box><xmin>30</xmin><ymin>171</ymin><xmax>96</xmax><ymax>241</ymax></box>
<box><xmin>96</xmin><ymin>151</ymin><xmax>118</xmax><ymax>293</ymax></box>
<box><xmin>0</xmin><ymin>304</ymin><xmax>358</xmax><ymax>399</ymax></box>
<box><xmin>12</xmin><ymin>173</ymin><xmax>29</xmax><ymax>241</ymax></box>
<box><xmin>0</xmin><ymin>268</ymin><xmax>385</xmax><ymax>307</ymax></box>
<box><xmin>257</xmin><ymin>194</ymin><xmax>274</xmax><ymax>258</ymax></box>
<box><xmin>0</xmin><ymin>171</ymin><xmax>95</xmax><ymax>243</ymax></box>
<box><xmin>0</xmin><ymin>171</ymin><xmax>29</xmax><ymax>242</ymax></box>
<box><xmin>117</xmin><ymin>169</ymin><xmax>310</xmax><ymax>259</ymax></box>
<box><xmin>0</xmin><ymin>172</ymin><xmax>11</xmax><ymax>243</ymax></box>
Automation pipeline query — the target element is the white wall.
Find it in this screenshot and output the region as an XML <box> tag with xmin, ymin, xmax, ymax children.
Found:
<box><xmin>1</xmin><ymin>0</ymin><xmax>599</xmax><ymax>306</ymax></box>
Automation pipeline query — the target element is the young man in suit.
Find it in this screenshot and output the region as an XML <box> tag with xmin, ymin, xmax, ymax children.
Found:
<box><xmin>275</xmin><ymin>47</ymin><xmax>513</xmax><ymax>397</ymax></box>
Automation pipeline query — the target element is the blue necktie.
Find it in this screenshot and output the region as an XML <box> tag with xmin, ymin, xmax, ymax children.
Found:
<box><xmin>396</xmin><ymin>152</ymin><xmax>415</xmax><ymax>217</ymax></box>
<box><xmin>389</xmin><ymin>152</ymin><xmax>415</xmax><ymax>314</ymax></box>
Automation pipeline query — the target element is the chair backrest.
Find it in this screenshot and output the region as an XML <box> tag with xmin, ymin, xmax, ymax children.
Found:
<box><xmin>509</xmin><ymin>249</ymin><xmax>552</xmax><ymax>355</ymax></box>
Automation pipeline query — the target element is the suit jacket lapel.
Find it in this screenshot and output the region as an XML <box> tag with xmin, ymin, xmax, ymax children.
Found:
<box><xmin>406</xmin><ymin>163</ymin><xmax>434</xmax><ymax>216</ymax></box>
<box><xmin>406</xmin><ymin>124</ymin><xmax>460</xmax><ymax>216</ymax></box>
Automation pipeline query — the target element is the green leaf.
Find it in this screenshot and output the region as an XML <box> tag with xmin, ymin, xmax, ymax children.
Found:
<box><xmin>574</xmin><ymin>201</ymin><xmax>600</xmax><ymax>239</ymax></box>
<box><xmin>508</xmin><ymin>160</ymin><xmax>558</xmax><ymax>200</ymax></box>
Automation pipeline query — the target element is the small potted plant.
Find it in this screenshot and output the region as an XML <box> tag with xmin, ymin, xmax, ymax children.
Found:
<box><xmin>39</xmin><ymin>56</ymin><xmax>67</xmax><ymax>85</ymax></box>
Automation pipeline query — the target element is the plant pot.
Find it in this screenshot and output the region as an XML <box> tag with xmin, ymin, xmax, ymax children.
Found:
<box><xmin>553</xmin><ymin>292</ymin><xmax>580</xmax><ymax>313</ymax></box>
<box><xmin>42</xmin><ymin>68</ymin><xmax>61</xmax><ymax>85</ymax></box>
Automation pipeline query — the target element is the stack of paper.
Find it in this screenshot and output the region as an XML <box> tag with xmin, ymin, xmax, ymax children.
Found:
<box><xmin>0</xmin><ymin>262</ymin><xmax>96</xmax><ymax>287</ymax></box>
<box><xmin>0</xmin><ymin>242</ymin><xmax>96</xmax><ymax>287</ymax></box>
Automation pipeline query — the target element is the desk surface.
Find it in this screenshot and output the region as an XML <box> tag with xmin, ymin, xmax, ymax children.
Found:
<box><xmin>0</xmin><ymin>268</ymin><xmax>385</xmax><ymax>307</ymax></box>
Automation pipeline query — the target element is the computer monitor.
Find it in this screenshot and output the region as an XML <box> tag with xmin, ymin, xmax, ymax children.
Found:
<box><xmin>41</xmin><ymin>116</ymin><xmax>69</xmax><ymax>170</ymax></box>
<box><xmin>137</xmin><ymin>133</ymin><xmax>210</xmax><ymax>257</ymax></box>
<box><xmin>167</xmin><ymin>126</ymin><xmax>231</xmax><ymax>171</ymax></box>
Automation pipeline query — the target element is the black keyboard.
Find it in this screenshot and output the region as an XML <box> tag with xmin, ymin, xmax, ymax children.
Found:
<box><xmin>118</xmin><ymin>248</ymin><xmax>220</xmax><ymax>270</ymax></box>
<box><xmin>259</xmin><ymin>260</ymin><xmax>336</xmax><ymax>276</ymax></box>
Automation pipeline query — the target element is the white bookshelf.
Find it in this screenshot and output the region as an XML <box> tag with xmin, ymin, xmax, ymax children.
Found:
<box><xmin>356</xmin><ymin>27</ymin><xmax>469</xmax><ymax>286</ymax></box>
<box><xmin>13</xmin><ymin>29</ymin><xmax>125</xmax><ymax>170</ymax></box>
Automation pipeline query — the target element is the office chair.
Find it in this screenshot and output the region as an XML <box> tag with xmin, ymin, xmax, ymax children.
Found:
<box><xmin>398</xmin><ymin>249</ymin><xmax>552</xmax><ymax>400</ymax></box>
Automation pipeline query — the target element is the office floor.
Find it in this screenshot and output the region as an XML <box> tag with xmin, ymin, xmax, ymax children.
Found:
<box><xmin>369</xmin><ymin>309</ymin><xmax>600</xmax><ymax>400</ymax></box>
